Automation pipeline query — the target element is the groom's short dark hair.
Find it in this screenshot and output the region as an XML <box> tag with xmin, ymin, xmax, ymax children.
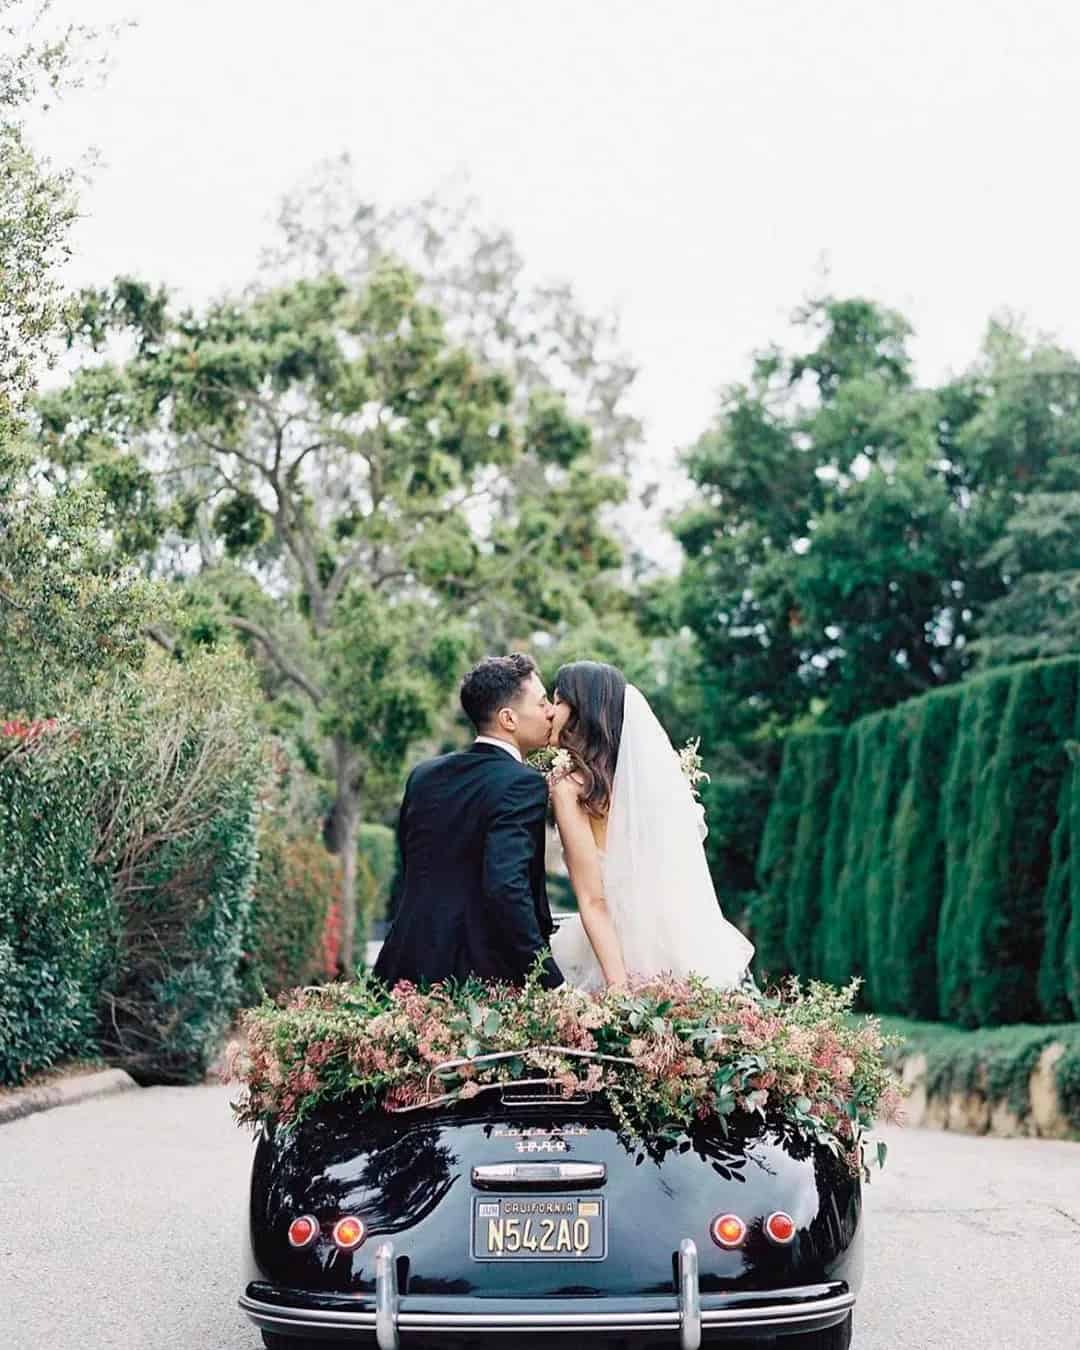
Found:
<box><xmin>460</xmin><ymin>653</ymin><xmax>538</xmax><ymax>732</ymax></box>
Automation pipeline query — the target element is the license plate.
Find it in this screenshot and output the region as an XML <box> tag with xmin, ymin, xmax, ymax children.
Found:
<box><xmin>471</xmin><ymin>1196</ymin><xmax>606</xmax><ymax>1260</ymax></box>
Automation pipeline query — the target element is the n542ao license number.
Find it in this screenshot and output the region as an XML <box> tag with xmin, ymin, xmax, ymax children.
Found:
<box><xmin>472</xmin><ymin>1197</ymin><xmax>606</xmax><ymax>1260</ymax></box>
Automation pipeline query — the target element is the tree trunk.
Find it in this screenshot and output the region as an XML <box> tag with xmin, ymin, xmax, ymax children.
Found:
<box><xmin>330</xmin><ymin>734</ymin><xmax>361</xmax><ymax>978</ymax></box>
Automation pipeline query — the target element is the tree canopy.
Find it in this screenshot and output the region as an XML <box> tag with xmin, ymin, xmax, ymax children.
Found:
<box><xmin>0</xmin><ymin>2</ymin><xmax>153</xmax><ymax>710</ymax></box>
<box><xmin>36</xmin><ymin>256</ymin><xmax>630</xmax><ymax>967</ymax></box>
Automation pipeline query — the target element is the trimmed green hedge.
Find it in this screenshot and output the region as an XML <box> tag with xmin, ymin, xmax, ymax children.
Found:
<box><xmin>360</xmin><ymin>823</ymin><xmax>397</xmax><ymax>924</ymax></box>
<box><xmin>245</xmin><ymin>827</ymin><xmax>338</xmax><ymax>999</ymax></box>
<box><xmin>354</xmin><ymin>822</ymin><xmax>398</xmax><ymax>970</ymax></box>
<box><xmin>0</xmin><ymin>649</ymin><xmax>265</xmax><ymax>1087</ymax></box>
<box><xmin>758</xmin><ymin>656</ymin><xmax>1080</xmax><ymax>1026</ymax></box>
<box><xmin>0</xmin><ymin>726</ymin><xmax>112</xmax><ymax>1085</ymax></box>
<box><xmin>756</xmin><ymin>730</ymin><xmax>844</xmax><ymax>982</ymax></box>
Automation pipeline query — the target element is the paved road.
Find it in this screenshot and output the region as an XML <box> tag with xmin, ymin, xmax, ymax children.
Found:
<box><xmin>2</xmin><ymin>1083</ymin><xmax>1078</xmax><ymax>1349</ymax></box>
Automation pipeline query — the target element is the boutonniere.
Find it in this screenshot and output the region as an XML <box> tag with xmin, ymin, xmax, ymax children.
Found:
<box><xmin>527</xmin><ymin>746</ymin><xmax>574</xmax><ymax>785</ymax></box>
<box><xmin>526</xmin><ymin>746</ymin><xmax>557</xmax><ymax>774</ymax></box>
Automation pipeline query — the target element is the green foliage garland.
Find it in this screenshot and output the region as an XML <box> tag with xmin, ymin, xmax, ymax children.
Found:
<box><xmin>228</xmin><ymin>968</ymin><xmax>901</xmax><ymax>1177</ymax></box>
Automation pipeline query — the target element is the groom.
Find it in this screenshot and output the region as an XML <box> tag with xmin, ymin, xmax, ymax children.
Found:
<box><xmin>373</xmin><ymin>653</ymin><xmax>564</xmax><ymax>991</ymax></box>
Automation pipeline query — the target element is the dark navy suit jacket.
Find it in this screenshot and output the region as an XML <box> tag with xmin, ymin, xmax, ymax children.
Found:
<box><xmin>373</xmin><ymin>742</ymin><xmax>563</xmax><ymax>990</ymax></box>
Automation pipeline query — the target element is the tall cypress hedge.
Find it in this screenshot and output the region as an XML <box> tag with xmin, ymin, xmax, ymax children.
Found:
<box><xmin>937</xmin><ymin>673</ymin><xmax>1012</xmax><ymax>1024</ymax></box>
<box><xmin>783</xmin><ymin>731</ymin><xmax>844</xmax><ymax>978</ymax></box>
<box><xmin>1039</xmin><ymin>770</ymin><xmax>1074</xmax><ymax>1023</ymax></box>
<box><xmin>1066</xmin><ymin>741</ymin><xmax>1080</xmax><ymax>1015</ymax></box>
<box><xmin>965</xmin><ymin>661</ymin><xmax>1077</xmax><ymax>1026</ymax></box>
<box><xmin>888</xmin><ymin>691</ymin><xmax>958</xmax><ymax>1018</ymax></box>
<box><xmin>860</xmin><ymin>713</ymin><xmax>909</xmax><ymax>1012</ymax></box>
<box><xmin>753</xmin><ymin>738</ymin><xmax>808</xmax><ymax>980</ymax></box>
<box><xmin>818</xmin><ymin>725</ymin><xmax>858</xmax><ymax>986</ymax></box>
<box><xmin>821</xmin><ymin>717</ymin><xmax>881</xmax><ymax>989</ymax></box>
<box><xmin>756</xmin><ymin>655</ymin><xmax>1080</xmax><ymax>1026</ymax></box>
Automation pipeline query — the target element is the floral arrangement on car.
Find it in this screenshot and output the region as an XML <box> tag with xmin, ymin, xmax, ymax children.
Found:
<box><xmin>226</xmin><ymin>967</ymin><xmax>902</xmax><ymax>1178</ymax></box>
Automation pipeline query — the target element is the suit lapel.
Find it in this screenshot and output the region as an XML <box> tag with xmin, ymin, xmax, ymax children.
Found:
<box><xmin>467</xmin><ymin>742</ymin><xmax>551</xmax><ymax>931</ymax></box>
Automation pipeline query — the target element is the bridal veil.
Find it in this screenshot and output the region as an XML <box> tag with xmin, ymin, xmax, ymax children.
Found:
<box><xmin>601</xmin><ymin>685</ymin><xmax>755</xmax><ymax>988</ymax></box>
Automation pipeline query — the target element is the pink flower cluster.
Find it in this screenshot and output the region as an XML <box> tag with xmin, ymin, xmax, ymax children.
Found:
<box><xmin>228</xmin><ymin>971</ymin><xmax>902</xmax><ymax>1174</ymax></box>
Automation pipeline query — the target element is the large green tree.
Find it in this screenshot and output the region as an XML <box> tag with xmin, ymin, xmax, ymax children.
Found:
<box><xmin>674</xmin><ymin>297</ymin><xmax>1005</xmax><ymax>733</ymax></box>
<box><xmin>954</xmin><ymin>324</ymin><xmax>1080</xmax><ymax>667</ymax></box>
<box><xmin>37</xmin><ymin>261</ymin><xmax>627</xmax><ymax>968</ymax></box>
<box><xmin>1</xmin><ymin>0</ymin><xmax>85</xmax><ymax>429</ymax></box>
<box><xmin>671</xmin><ymin>296</ymin><xmax>1080</xmax><ymax>934</ymax></box>
<box><xmin>263</xmin><ymin>159</ymin><xmax>643</xmax><ymax>476</ymax></box>
<box><xmin>0</xmin><ymin>2</ymin><xmax>152</xmax><ymax>707</ymax></box>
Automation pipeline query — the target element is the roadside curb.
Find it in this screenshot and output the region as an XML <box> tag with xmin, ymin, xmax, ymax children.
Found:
<box><xmin>0</xmin><ymin>1068</ymin><xmax>138</xmax><ymax>1126</ymax></box>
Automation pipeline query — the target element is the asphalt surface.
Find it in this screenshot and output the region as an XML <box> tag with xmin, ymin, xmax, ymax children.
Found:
<box><xmin>1</xmin><ymin>1083</ymin><xmax>1078</xmax><ymax>1349</ymax></box>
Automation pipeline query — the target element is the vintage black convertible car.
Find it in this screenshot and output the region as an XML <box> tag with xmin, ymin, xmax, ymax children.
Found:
<box><xmin>239</xmin><ymin>1049</ymin><xmax>862</xmax><ymax>1348</ymax></box>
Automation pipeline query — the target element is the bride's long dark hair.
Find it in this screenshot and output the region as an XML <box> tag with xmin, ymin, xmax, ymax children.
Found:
<box><xmin>553</xmin><ymin>661</ymin><xmax>627</xmax><ymax>819</ymax></box>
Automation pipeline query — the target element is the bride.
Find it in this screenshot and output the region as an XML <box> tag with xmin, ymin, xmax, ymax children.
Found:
<box><xmin>547</xmin><ymin>661</ymin><xmax>754</xmax><ymax>991</ymax></box>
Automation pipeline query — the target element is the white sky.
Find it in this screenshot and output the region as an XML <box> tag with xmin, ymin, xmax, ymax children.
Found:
<box><xmin>27</xmin><ymin>0</ymin><xmax>1080</xmax><ymax>534</ymax></box>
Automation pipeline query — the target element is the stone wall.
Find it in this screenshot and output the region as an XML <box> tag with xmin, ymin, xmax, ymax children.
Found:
<box><xmin>899</xmin><ymin>1044</ymin><xmax>1075</xmax><ymax>1140</ymax></box>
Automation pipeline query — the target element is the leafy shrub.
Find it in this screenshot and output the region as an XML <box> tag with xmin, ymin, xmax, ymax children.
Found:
<box><xmin>352</xmin><ymin>822</ymin><xmax>397</xmax><ymax>970</ymax></box>
<box><xmin>243</xmin><ymin>743</ymin><xmax>341</xmax><ymax>999</ymax></box>
<box><xmin>89</xmin><ymin>648</ymin><xmax>264</xmax><ymax>1083</ymax></box>
<box><xmin>0</xmin><ymin>721</ymin><xmax>112</xmax><ymax>1085</ymax></box>
<box><xmin>545</xmin><ymin>872</ymin><xmax>577</xmax><ymax>912</ymax></box>
<box><xmin>359</xmin><ymin>823</ymin><xmax>397</xmax><ymax>923</ymax></box>
<box><xmin>1057</xmin><ymin>1041</ymin><xmax>1080</xmax><ymax>1129</ymax></box>
<box><xmin>244</xmin><ymin>829</ymin><xmax>338</xmax><ymax>1000</ymax></box>
<box><xmin>322</xmin><ymin>895</ymin><xmax>345</xmax><ymax>979</ymax></box>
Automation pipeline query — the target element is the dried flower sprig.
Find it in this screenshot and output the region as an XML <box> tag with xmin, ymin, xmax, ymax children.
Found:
<box><xmin>226</xmin><ymin>966</ymin><xmax>903</xmax><ymax>1178</ymax></box>
<box><xmin>679</xmin><ymin>737</ymin><xmax>711</xmax><ymax>798</ymax></box>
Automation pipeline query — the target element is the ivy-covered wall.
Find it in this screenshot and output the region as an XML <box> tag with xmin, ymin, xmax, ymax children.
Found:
<box><xmin>756</xmin><ymin>656</ymin><xmax>1080</xmax><ymax>1026</ymax></box>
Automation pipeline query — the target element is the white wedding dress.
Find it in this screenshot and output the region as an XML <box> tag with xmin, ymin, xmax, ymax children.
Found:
<box><xmin>549</xmin><ymin>686</ymin><xmax>754</xmax><ymax>991</ymax></box>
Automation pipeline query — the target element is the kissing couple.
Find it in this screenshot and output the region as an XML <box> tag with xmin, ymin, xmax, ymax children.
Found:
<box><xmin>373</xmin><ymin>653</ymin><xmax>754</xmax><ymax>994</ymax></box>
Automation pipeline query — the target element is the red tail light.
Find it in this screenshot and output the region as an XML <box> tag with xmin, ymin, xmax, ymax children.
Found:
<box><xmin>332</xmin><ymin>1216</ymin><xmax>366</xmax><ymax>1250</ymax></box>
<box><xmin>765</xmin><ymin>1211</ymin><xmax>796</xmax><ymax>1244</ymax></box>
<box><xmin>287</xmin><ymin>1215</ymin><xmax>319</xmax><ymax>1248</ymax></box>
<box><xmin>710</xmin><ymin>1213</ymin><xmax>747</xmax><ymax>1248</ymax></box>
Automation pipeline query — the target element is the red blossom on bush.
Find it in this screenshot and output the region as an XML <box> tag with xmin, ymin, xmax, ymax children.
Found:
<box><xmin>321</xmin><ymin>897</ymin><xmax>343</xmax><ymax>978</ymax></box>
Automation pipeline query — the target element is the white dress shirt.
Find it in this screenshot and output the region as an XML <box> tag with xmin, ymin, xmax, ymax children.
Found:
<box><xmin>473</xmin><ymin>736</ymin><xmax>523</xmax><ymax>763</ymax></box>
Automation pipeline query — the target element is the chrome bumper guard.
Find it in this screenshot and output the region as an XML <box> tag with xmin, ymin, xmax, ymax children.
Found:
<box><xmin>375</xmin><ymin>1242</ymin><xmax>399</xmax><ymax>1350</ymax></box>
<box><xmin>240</xmin><ymin>1240</ymin><xmax>855</xmax><ymax>1347</ymax></box>
<box><xmin>679</xmin><ymin>1238</ymin><xmax>701</xmax><ymax>1350</ymax></box>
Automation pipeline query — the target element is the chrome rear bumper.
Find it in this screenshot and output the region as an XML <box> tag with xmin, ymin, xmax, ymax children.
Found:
<box><xmin>240</xmin><ymin>1239</ymin><xmax>855</xmax><ymax>1347</ymax></box>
